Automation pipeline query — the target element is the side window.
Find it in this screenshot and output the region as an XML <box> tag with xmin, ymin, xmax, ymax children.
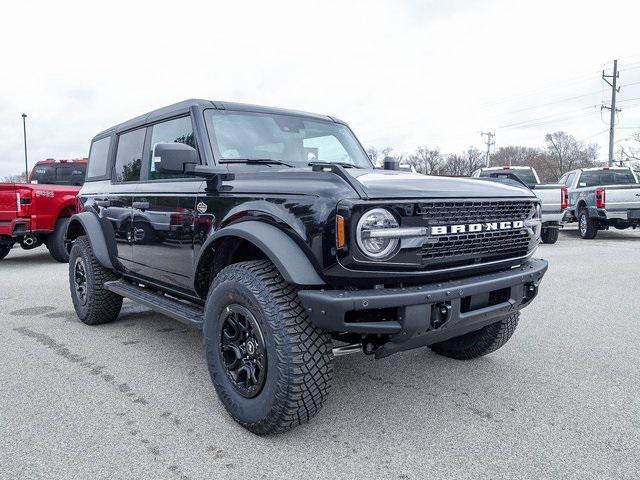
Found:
<box><xmin>565</xmin><ymin>172</ymin><xmax>576</xmax><ymax>187</ymax></box>
<box><xmin>86</xmin><ymin>137</ymin><xmax>111</xmax><ymax>179</ymax></box>
<box><xmin>113</xmin><ymin>128</ymin><xmax>145</xmax><ymax>182</ymax></box>
<box><xmin>148</xmin><ymin>116</ymin><xmax>196</xmax><ymax>180</ymax></box>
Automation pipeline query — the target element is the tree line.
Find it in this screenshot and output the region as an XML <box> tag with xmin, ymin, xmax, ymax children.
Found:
<box><xmin>367</xmin><ymin>130</ymin><xmax>601</xmax><ymax>182</ymax></box>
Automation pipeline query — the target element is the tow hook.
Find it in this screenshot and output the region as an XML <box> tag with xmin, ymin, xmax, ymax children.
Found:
<box><xmin>431</xmin><ymin>303</ymin><xmax>452</xmax><ymax>329</ymax></box>
<box><xmin>523</xmin><ymin>282</ymin><xmax>538</xmax><ymax>304</ymax></box>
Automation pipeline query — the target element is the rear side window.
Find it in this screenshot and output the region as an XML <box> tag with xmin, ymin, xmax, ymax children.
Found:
<box><xmin>479</xmin><ymin>169</ymin><xmax>538</xmax><ymax>186</ymax></box>
<box><xmin>148</xmin><ymin>116</ymin><xmax>196</xmax><ymax>180</ymax></box>
<box><xmin>87</xmin><ymin>137</ymin><xmax>111</xmax><ymax>178</ymax></box>
<box><xmin>113</xmin><ymin>128</ymin><xmax>146</xmax><ymax>182</ymax></box>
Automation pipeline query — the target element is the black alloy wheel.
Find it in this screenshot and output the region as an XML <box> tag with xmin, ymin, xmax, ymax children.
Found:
<box><xmin>73</xmin><ymin>256</ymin><xmax>88</xmax><ymax>306</ymax></box>
<box><xmin>219</xmin><ymin>304</ymin><xmax>267</xmax><ymax>398</ymax></box>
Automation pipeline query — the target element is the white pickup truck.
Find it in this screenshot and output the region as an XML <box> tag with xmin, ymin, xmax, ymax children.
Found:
<box><xmin>472</xmin><ymin>166</ymin><xmax>568</xmax><ymax>244</ymax></box>
<box><xmin>559</xmin><ymin>166</ymin><xmax>640</xmax><ymax>239</ymax></box>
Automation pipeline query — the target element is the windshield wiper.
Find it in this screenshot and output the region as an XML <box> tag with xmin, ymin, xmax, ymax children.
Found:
<box><xmin>219</xmin><ymin>158</ymin><xmax>294</xmax><ymax>168</ymax></box>
<box><xmin>308</xmin><ymin>161</ymin><xmax>359</xmax><ymax>169</ymax></box>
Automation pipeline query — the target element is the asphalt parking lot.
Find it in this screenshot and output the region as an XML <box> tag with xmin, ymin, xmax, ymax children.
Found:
<box><xmin>1</xmin><ymin>227</ymin><xmax>639</xmax><ymax>480</ymax></box>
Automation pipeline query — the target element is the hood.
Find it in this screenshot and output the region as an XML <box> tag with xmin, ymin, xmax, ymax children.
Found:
<box><xmin>347</xmin><ymin>169</ymin><xmax>535</xmax><ymax>199</ymax></box>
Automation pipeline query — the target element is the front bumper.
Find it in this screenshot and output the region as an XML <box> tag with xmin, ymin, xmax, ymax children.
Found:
<box><xmin>299</xmin><ymin>258</ymin><xmax>548</xmax><ymax>358</ymax></box>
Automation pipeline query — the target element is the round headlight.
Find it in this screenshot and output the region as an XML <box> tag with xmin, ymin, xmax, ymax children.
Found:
<box><xmin>356</xmin><ymin>208</ymin><xmax>400</xmax><ymax>259</ymax></box>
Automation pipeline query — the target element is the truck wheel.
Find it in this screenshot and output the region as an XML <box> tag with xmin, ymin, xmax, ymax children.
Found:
<box><xmin>46</xmin><ymin>218</ymin><xmax>71</xmax><ymax>262</ymax></box>
<box><xmin>429</xmin><ymin>313</ymin><xmax>519</xmax><ymax>360</ymax></box>
<box><xmin>68</xmin><ymin>236</ymin><xmax>122</xmax><ymax>325</ymax></box>
<box><xmin>540</xmin><ymin>227</ymin><xmax>559</xmax><ymax>244</ymax></box>
<box><xmin>578</xmin><ymin>210</ymin><xmax>597</xmax><ymax>239</ymax></box>
<box><xmin>0</xmin><ymin>244</ymin><xmax>12</xmax><ymax>260</ymax></box>
<box><xmin>203</xmin><ymin>259</ymin><xmax>333</xmax><ymax>435</ymax></box>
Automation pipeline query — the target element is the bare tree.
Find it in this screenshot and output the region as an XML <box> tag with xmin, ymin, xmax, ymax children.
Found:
<box><xmin>407</xmin><ymin>146</ymin><xmax>443</xmax><ymax>175</ymax></box>
<box><xmin>1</xmin><ymin>172</ymin><xmax>27</xmax><ymax>183</ymax></box>
<box><xmin>541</xmin><ymin>131</ymin><xmax>598</xmax><ymax>181</ymax></box>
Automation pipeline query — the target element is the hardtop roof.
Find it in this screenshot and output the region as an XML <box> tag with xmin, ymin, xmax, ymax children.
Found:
<box><xmin>93</xmin><ymin>99</ymin><xmax>342</xmax><ymax>139</ymax></box>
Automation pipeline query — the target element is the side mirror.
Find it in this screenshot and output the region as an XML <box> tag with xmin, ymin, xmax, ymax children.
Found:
<box><xmin>154</xmin><ymin>142</ymin><xmax>197</xmax><ymax>173</ymax></box>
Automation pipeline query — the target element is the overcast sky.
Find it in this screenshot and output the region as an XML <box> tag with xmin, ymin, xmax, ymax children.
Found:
<box><xmin>2</xmin><ymin>0</ymin><xmax>640</xmax><ymax>176</ymax></box>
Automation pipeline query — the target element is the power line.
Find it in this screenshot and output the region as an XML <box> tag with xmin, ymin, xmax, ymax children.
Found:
<box><xmin>497</xmin><ymin>105</ymin><xmax>599</xmax><ymax>130</ymax></box>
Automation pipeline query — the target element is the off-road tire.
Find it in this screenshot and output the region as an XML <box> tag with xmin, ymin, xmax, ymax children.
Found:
<box><xmin>540</xmin><ymin>227</ymin><xmax>560</xmax><ymax>244</ymax></box>
<box><xmin>430</xmin><ymin>312</ymin><xmax>519</xmax><ymax>360</ymax></box>
<box><xmin>46</xmin><ymin>217</ymin><xmax>71</xmax><ymax>262</ymax></box>
<box><xmin>0</xmin><ymin>244</ymin><xmax>12</xmax><ymax>260</ymax></box>
<box><xmin>68</xmin><ymin>235</ymin><xmax>122</xmax><ymax>325</ymax></box>
<box><xmin>578</xmin><ymin>210</ymin><xmax>597</xmax><ymax>239</ymax></box>
<box><xmin>203</xmin><ymin>259</ymin><xmax>334</xmax><ymax>435</ymax></box>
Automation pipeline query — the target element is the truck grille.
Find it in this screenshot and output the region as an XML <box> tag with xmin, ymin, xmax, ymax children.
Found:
<box><xmin>416</xmin><ymin>200</ymin><xmax>535</xmax><ymax>269</ymax></box>
<box><xmin>416</xmin><ymin>200</ymin><xmax>533</xmax><ymax>224</ymax></box>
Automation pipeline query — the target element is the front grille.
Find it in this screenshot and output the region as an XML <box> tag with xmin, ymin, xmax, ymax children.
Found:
<box><xmin>415</xmin><ymin>200</ymin><xmax>535</xmax><ymax>269</ymax></box>
<box><xmin>416</xmin><ymin>200</ymin><xmax>533</xmax><ymax>224</ymax></box>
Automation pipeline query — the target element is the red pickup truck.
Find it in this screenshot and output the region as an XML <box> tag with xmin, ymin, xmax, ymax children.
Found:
<box><xmin>0</xmin><ymin>158</ymin><xmax>87</xmax><ymax>262</ymax></box>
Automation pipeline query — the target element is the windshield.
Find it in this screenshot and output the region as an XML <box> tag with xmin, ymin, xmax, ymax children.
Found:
<box><xmin>479</xmin><ymin>168</ymin><xmax>539</xmax><ymax>186</ymax></box>
<box><xmin>578</xmin><ymin>169</ymin><xmax>638</xmax><ymax>187</ymax></box>
<box><xmin>30</xmin><ymin>163</ymin><xmax>87</xmax><ymax>186</ymax></box>
<box><xmin>205</xmin><ymin>110</ymin><xmax>372</xmax><ymax>168</ymax></box>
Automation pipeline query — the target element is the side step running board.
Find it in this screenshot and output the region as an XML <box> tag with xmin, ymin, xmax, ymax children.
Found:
<box><xmin>104</xmin><ymin>280</ymin><xmax>204</xmax><ymax>330</ymax></box>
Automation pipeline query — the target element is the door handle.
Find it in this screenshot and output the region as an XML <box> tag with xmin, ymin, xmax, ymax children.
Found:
<box><xmin>132</xmin><ymin>201</ymin><xmax>150</xmax><ymax>210</ymax></box>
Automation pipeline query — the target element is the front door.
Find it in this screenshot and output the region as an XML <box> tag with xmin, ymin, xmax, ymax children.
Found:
<box><xmin>129</xmin><ymin>115</ymin><xmax>203</xmax><ymax>292</ymax></box>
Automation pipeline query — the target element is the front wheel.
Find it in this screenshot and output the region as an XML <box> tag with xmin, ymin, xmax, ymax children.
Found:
<box><xmin>540</xmin><ymin>227</ymin><xmax>560</xmax><ymax>244</ymax></box>
<box><xmin>203</xmin><ymin>259</ymin><xmax>334</xmax><ymax>435</ymax></box>
<box><xmin>578</xmin><ymin>211</ymin><xmax>598</xmax><ymax>239</ymax></box>
<box><xmin>430</xmin><ymin>313</ymin><xmax>519</xmax><ymax>360</ymax></box>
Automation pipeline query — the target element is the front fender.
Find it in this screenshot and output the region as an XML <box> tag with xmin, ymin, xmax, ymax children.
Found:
<box><xmin>198</xmin><ymin>220</ymin><xmax>325</xmax><ymax>286</ymax></box>
<box><xmin>65</xmin><ymin>212</ymin><xmax>116</xmax><ymax>270</ymax></box>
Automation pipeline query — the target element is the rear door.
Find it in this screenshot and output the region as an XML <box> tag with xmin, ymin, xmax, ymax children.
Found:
<box><xmin>129</xmin><ymin>115</ymin><xmax>203</xmax><ymax>291</ymax></box>
<box><xmin>108</xmin><ymin>128</ymin><xmax>147</xmax><ymax>269</ymax></box>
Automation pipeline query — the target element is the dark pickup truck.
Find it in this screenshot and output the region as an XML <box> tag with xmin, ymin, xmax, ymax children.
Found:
<box><xmin>65</xmin><ymin>99</ymin><xmax>548</xmax><ymax>434</ymax></box>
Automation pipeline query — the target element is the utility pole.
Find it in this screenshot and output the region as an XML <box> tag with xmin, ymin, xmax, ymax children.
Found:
<box><xmin>21</xmin><ymin>113</ymin><xmax>28</xmax><ymax>180</ymax></box>
<box><xmin>481</xmin><ymin>131</ymin><xmax>495</xmax><ymax>167</ymax></box>
<box><xmin>602</xmin><ymin>60</ymin><xmax>620</xmax><ymax>167</ymax></box>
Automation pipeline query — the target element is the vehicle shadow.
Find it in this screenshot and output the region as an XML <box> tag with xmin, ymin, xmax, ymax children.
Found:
<box><xmin>1</xmin><ymin>249</ymin><xmax>59</xmax><ymax>264</ymax></box>
<box><xmin>559</xmin><ymin>228</ymin><xmax>640</xmax><ymax>242</ymax></box>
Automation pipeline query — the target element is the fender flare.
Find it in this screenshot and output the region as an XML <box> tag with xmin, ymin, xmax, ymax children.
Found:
<box><xmin>199</xmin><ymin>221</ymin><xmax>325</xmax><ymax>286</ymax></box>
<box><xmin>65</xmin><ymin>212</ymin><xmax>115</xmax><ymax>270</ymax></box>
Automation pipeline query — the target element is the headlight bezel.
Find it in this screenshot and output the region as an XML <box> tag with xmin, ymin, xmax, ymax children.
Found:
<box><xmin>355</xmin><ymin>207</ymin><xmax>401</xmax><ymax>260</ymax></box>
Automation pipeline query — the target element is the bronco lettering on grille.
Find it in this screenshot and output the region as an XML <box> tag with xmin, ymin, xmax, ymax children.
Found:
<box><xmin>431</xmin><ymin>220</ymin><xmax>524</xmax><ymax>236</ymax></box>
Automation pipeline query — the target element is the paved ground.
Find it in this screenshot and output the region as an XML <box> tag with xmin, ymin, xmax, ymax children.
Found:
<box><xmin>1</xmin><ymin>227</ymin><xmax>639</xmax><ymax>480</ymax></box>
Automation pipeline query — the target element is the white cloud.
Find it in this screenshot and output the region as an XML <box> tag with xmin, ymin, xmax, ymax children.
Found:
<box><xmin>1</xmin><ymin>0</ymin><xmax>640</xmax><ymax>176</ymax></box>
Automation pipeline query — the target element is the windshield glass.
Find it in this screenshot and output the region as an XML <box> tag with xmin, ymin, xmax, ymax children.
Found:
<box><xmin>479</xmin><ymin>168</ymin><xmax>539</xmax><ymax>186</ymax></box>
<box><xmin>578</xmin><ymin>169</ymin><xmax>638</xmax><ymax>187</ymax></box>
<box><xmin>205</xmin><ymin>110</ymin><xmax>372</xmax><ymax>168</ymax></box>
<box><xmin>30</xmin><ymin>163</ymin><xmax>86</xmax><ymax>186</ymax></box>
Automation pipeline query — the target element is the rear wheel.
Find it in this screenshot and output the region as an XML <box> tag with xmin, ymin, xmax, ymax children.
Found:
<box><xmin>46</xmin><ymin>217</ymin><xmax>71</xmax><ymax>262</ymax></box>
<box><xmin>69</xmin><ymin>236</ymin><xmax>122</xmax><ymax>325</ymax></box>
<box><xmin>203</xmin><ymin>259</ymin><xmax>334</xmax><ymax>435</ymax></box>
<box><xmin>540</xmin><ymin>227</ymin><xmax>560</xmax><ymax>244</ymax></box>
<box><xmin>0</xmin><ymin>243</ymin><xmax>12</xmax><ymax>260</ymax></box>
<box><xmin>578</xmin><ymin>210</ymin><xmax>597</xmax><ymax>239</ymax></box>
<box><xmin>430</xmin><ymin>313</ymin><xmax>519</xmax><ymax>360</ymax></box>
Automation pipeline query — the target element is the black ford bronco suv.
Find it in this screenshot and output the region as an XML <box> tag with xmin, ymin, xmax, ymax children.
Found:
<box><xmin>66</xmin><ymin>99</ymin><xmax>548</xmax><ymax>434</ymax></box>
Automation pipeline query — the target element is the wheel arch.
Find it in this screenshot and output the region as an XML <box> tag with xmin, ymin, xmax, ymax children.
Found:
<box><xmin>65</xmin><ymin>212</ymin><xmax>117</xmax><ymax>270</ymax></box>
<box><xmin>194</xmin><ymin>220</ymin><xmax>325</xmax><ymax>298</ymax></box>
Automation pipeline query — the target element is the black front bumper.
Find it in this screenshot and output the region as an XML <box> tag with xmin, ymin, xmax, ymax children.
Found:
<box><xmin>298</xmin><ymin>258</ymin><xmax>548</xmax><ymax>358</ymax></box>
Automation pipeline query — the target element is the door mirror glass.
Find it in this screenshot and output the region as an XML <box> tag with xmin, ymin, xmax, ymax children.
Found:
<box><xmin>154</xmin><ymin>143</ymin><xmax>197</xmax><ymax>173</ymax></box>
